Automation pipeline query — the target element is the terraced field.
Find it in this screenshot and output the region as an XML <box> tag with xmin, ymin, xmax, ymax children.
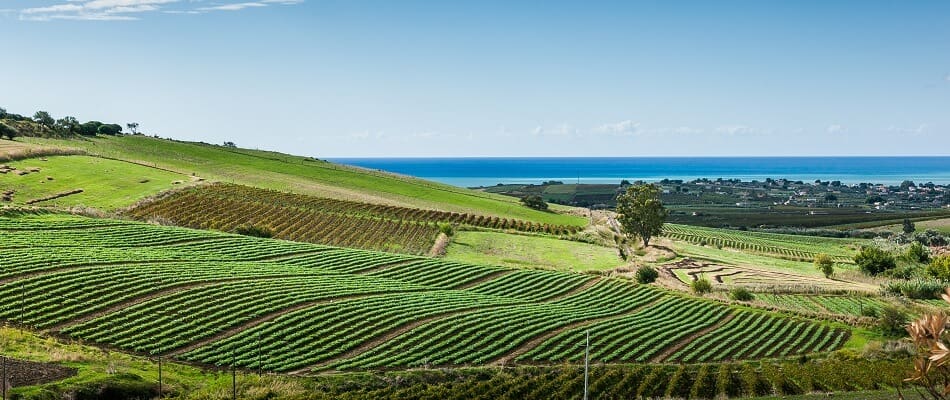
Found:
<box><xmin>662</xmin><ymin>224</ymin><xmax>858</xmax><ymax>263</ymax></box>
<box><xmin>124</xmin><ymin>183</ymin><xmax>581</xmax><ymax>255</ymax></box>
<box><xmin>755</xmin><ymin>294</ymin><xmax>892</xmax><ymax>317</ymax></box>
<box><xmin>660</xmin><ymin>258</ymin><xmax>872</xmax><ymax>292</ymax></box>
<box><xmin>0</xmin><ymin>213</ymin><xmax>849</xmax><ymax>373</ymax></box>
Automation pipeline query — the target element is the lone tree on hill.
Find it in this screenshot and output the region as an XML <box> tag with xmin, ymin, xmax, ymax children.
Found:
<box><xmin>616</xmin><ymin>183</ymin><xmax>668</xmax><ymax>247</ymax></box>
<box><xmin>0</xmin><ymin>122</ymin><xmax>18</xmax><ymax>140</ymax></box>
<box><xmin>126</xmin><ymin>122</ymin><xmax>139</xmax><ymax>135</ymax></box>
<box><xmin>520</xmin><ymin>195</ymin><xmax>548</xmax><ymax>211</ymax></box>
<box><xmin>32</xmin><ymin>111</ymin><xmax>55</xmax><ymax>128</ymax></box>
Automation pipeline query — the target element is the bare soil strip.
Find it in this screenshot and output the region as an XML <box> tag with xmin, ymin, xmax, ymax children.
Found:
<box><xmin>24</xmin><ymin>189</ymin><xmax>84</xmax><ymax>205</ymax></box>
<box><xmin>490</xmin><ymin>296</ymin><xmax>662</xmax><ymax>366</ymax></box>
<box><xmin>650</xmin><ymin>311</ymin><xmax>737</xmax><ymax>363</ymax></box>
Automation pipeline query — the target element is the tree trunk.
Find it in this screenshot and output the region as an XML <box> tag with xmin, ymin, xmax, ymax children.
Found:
<box><xmin>643</xmin><ymin>236</ymin><xmax>650</xmax><ymax>247</ymax></box>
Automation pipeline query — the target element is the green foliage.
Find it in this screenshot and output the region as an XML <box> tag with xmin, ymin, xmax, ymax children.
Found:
<box><xmin>438</xmin><ymin>222</ymin><xmax>455</xmax><ymax>237</ymax></box>
<box><xmin>876</xmin><ymin>305</ymin><xmax>907</xmax><ymax>335</ymax></box>
<box><xmin>729</xmin><ymin>286</ymin><xmax>754</xmax><ymax>301</ymax></box>
<box><xmin>904</xmin><ymin>242</ymin><xmax>930</xmax><ymax>263</ymax></box>
<box><xmin>78</xmin><ymin>121</ymin><xmax>102</xmax><ymax>136</ymax></box>
<box><xmin>0</xmin><ymin>121</ymin><xmax>18</xmax><ymax>140</ymax></box>
<box><xmin>814</xmin><ymin>253</ymin><xmax>834</xmax><ymax>278</ymax></box>
<box><xmin>927</xmin><ymin>255</ymin><xmax>950</xmax><ymax>280</ymax></box>
<box><xmin>520</xmin><ymin>195</ymin><xmax>548</xmax><ymax>211</ymax></box>
<box><xmin>234</xmin><ymin>225</ymin><xmax>274</xmax><ymax>238</ymax></box>
<box><xmin>97</xmin><ymin>123</ymin><xmax>123</xmax><ymax>136</ymax></box>
<box><xmin>32</xmin><ymin>111</ymin><xmax>55</xmax><ymax>128</ymax></box>
<box><xmin>616</xmin><ymin>183</ymin><xmax>668</xmax><ymax>247</ymax></box>
<box><xmin>881</xmin><ymin>278</ymin><xmax>947</xmax><ymax>299</ymax></box>
<box><xmin>691</xmin><ymin>276</ymin><xmax>712</xmax><ymax>295</ymax></box>
<box><xmin>854</xmin><ymin>246</ymin><xmax>896</xmax><ymax>276</ymax></box>
<box><xmin>634</xmin><ymin>265</ymin><xmax>658</xmax><ymax>284</ymax></box>
<box><xmin>903</xmin><ymin>218</ymin><xmax>916</xmax><ymax>234</ymax></box>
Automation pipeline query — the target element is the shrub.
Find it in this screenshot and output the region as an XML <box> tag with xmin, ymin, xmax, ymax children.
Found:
<box><xmin>814</xmin><ymin>253</ymin><xmax>834</xmax><ymax>278</ymax></box>
<box><xmin>854</xmin><ymin>246</ymin><xmax>896</xmax><ymax>276</ymax></box>
<box><xmin>905</xmin><ymin>242</ymin><xmax>930</xmax><ymax>263</ymax></box>
<box><xmin>635</xmin><ymin>265</ymin><xmax>659</xmax><ymax>284</ymax></box>
<box><xmin>234</xmin><ymin>225</ymin><xmax>273</xmax><ymax>238</ymax></box>
<box><xmin>877</xmin><ymin>306</ymin><xmax>908</xmax><ymax>335</ymax></box>
<box><xmin>692</xmin><ymin>276</ymin><xmax>712</xmax><ymax>295</ymax></box>
<box><xmin>927</xmin><ymin>255</ymin><xmax>950</xmax><ymax>280</ymax></box>
<box><xmin>520</xmin><ymin>195</ymin><xmax>548</xmax><ymax>211</ymax></box>
<box><xmin>437</xmin><ymin>223</ymin><xmax>455</xmax><ymax>237</ymax></box>
<box><xmin>881</xmin><ymin>279</ymin><xmax>947</xmax><ymax>299</ymax></box>
<box><xmin>729</xmin><ymin>286</ymin><xmax>754</xmax><ymax>301</ymax></box>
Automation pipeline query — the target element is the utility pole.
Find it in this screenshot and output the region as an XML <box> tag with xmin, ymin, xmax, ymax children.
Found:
<box><xmin>583</xmin><ymin>330</ymin><xmax>590</xmax><ymax>400</ymax></box>
<box><xmin>157</xmin><ymin>356</ymin><xmax>162</xmax><ymax>398</ymax></box>
<box><xmin>2</xmin><ymin>355</ymin><xmax>6</xmax><ymax>400</ymax></box>
<box><xmin>257</xmin><ymin>332</ymin><xmax>263</xmax><ymax>376</ymax></box>
<box><xmin>231</xmin><ymin>352</ymin><xmax>237</xmax><ymax>400</ymax></box>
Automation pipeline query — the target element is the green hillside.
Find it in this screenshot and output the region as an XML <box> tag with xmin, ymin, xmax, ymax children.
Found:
<box><xmin>0</xmin><ymin>155</ymin><xmax>187</xmax><ymax>210</ymax></box>
<box><xmin>20</xmin><ymin>136</ymin><xmax>586</xmax><ymax>226</ymax></box>
<box><xmin>0</xmin><ymin>213</ymin><xmax>848</xmax><ymax>374</ymax></box>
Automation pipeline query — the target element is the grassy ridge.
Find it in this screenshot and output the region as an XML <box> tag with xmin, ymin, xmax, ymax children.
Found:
<box><xmin>22</xmin><ymin>136</ymin><xmax>586</xmax><ymax>226</ymax></box>
<box><xmin>1</xmin><ymin>156</ymin><xmax>187</xmax><ymax>210</ymax></box>
<box><xmin>444</xmin><ymin>231</ymin><xmax>623</xmax><ymax>271</ymax></box>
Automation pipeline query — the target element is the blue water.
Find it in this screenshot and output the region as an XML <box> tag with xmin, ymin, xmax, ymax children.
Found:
<box><xmin>328</xmin><ymin>157</ymin><xmax>950</xmax><ymax>187</ymax></box>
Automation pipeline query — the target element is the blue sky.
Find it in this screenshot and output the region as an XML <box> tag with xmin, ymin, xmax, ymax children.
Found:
<box><xmin>2</xmin><ymin>1</ymin><xmax>949</xmax><ymax>157</ymax></box>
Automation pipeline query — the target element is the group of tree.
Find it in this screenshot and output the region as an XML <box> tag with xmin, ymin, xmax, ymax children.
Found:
<box><xmin>0</xmin><ymin>106</ymin><xmax>140</xmax><ymax>139</ymax></box>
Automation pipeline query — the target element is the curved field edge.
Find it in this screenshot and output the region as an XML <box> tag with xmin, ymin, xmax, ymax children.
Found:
<box><xmin>0</xmin><ymin>213</ymin><xmax>850</xmax><ymax>374</ymax></box>
<box><xmin>20</xmin><ymin>136</ymin><xmax>587</xmax><ymax>226</ymax></box>
<box><xmin>0</xmin><ymin>323</ymin><xmax>914</xmax><ymax>399</ymax></box>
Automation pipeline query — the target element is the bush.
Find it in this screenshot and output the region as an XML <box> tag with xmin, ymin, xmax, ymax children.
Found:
<box><xmin>881</xmin><ymin>278</ymin><xmax>947</xmax><ymax>299</ymax></box>
<box><xmin>234</xmin><ymin>225</ymin><xmax>273</xmax><ymax>238</ymax></box>
<box><xmin>927</xmin><ymin>255</ymin><xmax>950</xmax><ymax>280</ymax></box>
<box><xmin>877</xmin><ymin>306</ymin><xmax>908</xmax><ymax>336</ymax></box>
<box><xmin>692</xmin><ymin>276</ymin><xmax>712</xmax><ymax>295</ymax></box>
<box><xmin>854</xmin><ymin>246</ymin><xmax>896</xmax><ymax>276</ymax></box>
<box><xmin>635</xmin><ymin>265</ymin><xmax>659</xmax><ymax>284</ymax></box>
<box><xmin>437</xmin><ymin>223</ymin><xmax>454</xmax><ymax>237</ymax></box>
<box><xmin>520</xmin><ymin>195</ymin><xmax>548</xmax><ymax>211</ymax></box>
<box><xmin>904</xmin><ymin>242</ymin><xmax>930</xmax><ymax>263</ymax></box>
<box><xmin>814</xmin><ymin>253</ymin><xmax>834</xmax><ymax>278</ymax></box>
<box><xmin>729</xmin><ymin>286</ymin><xmax>754</xmax><ymax>301</ymax></box>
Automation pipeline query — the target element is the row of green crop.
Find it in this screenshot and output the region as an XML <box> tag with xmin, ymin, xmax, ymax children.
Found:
<box><xmin>367</xmin><ymin>260</ymin><xmax>508</xmax><ymax>289</ymax></box>
<box><xmin>520</xmin><ymin>296</ymin><xmax>729</xmax><ymax>363</ymax></box>
<box><xmin>466</xmin><ymin>269</ymin><xmax>593</xmax><ymax>301</ymax></box>
<box><xmin>668</xmin><ymin>310</ymin><xmax>849</xmax><ymax>362</ymax></box>
<box><xmin>663</xmin><ymin>223</ymin><xmax>855</xmax><ymax>262</ymax></box>
<box><xmin>180</xmin><ymin>291</ymin><xmax>523</xmax><ymax>372</ymax></box>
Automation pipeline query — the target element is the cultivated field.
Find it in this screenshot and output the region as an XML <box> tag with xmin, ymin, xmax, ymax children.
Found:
<box><xmin>124</xmin><ymin>183</ymin><xmax>581</xmax><ymax>255</ymax></box>
<box><xmin>0</xmin><ymin>213</ymin><xmax>849</xmax><ymax>375</ymax></box>
<box><xmin>22</xmin><ymin>136</ymin><xmax>587</xmax><ymax>226</ymax></box>
<box><xmin>662</xmin><ymin>224</ymin><xmax>859</xmax><ymax>263</ymax></box>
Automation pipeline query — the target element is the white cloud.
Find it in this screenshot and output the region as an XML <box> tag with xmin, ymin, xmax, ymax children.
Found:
<box><xmin>595</xmin><ymin>120</ymin><xmax>640</xmax><ymax>136</ymax></box>
<box><xmin>18</xmin><ymin>0</ymin><xmax>303</xmax><ymax>21</ymax></box>
<box><xmin>826</xmin><ymin>124</ymin><xmax>845</xmax><ymax>134</ymax></box>
<box><xmin>886</xmin><ymin>124</ymin><xmax>929</xmax><ymax>135</ymax></box>
<box><xmin>715</xmin><ymin>125</ymin><xmax>759</xmax><ymax>135</ymax></box>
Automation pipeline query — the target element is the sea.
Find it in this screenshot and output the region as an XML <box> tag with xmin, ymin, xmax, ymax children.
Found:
<box><xmin>328</xmin><ymin>157</ymin><xmax>950</xmax><ymax>188</ymax></box>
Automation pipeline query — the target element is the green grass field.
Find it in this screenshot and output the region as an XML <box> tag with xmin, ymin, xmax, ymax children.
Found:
<box><xmin>0</xmin><ymin>155</ymin><xmax>187</xmax><ymax>210</ymax></box>
<box><xmin>443</xmin><ymin>231</ymin><xmax>624</xmax><ymax>271</ymax></box>
<box><xmin>20</xmin><ymin>136</ymin><xmax>586</xmax><ymax>226</ymax></box>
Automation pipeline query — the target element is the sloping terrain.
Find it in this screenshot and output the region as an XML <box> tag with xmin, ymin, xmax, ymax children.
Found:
<box><xmin>0</xmin><ymin>213</ymin><xmax>848</xmax><ymax>374</ymax></box>
<box><xmin>21</xmin><ymin>136</ymin><xmax>586</xmax><ymax>227</ymax></box>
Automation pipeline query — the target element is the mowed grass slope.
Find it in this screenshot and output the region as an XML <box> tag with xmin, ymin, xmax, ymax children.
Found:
<box><xmin>0</xmin><ymin>213</ymin><xmax>847</xmax><ymax>374</ymax></box>
<box><xmin>1</xmin><ymin>156</ymin><xmax>187</xmax><ymax>210</ymax></box>
<box><xmin>23</xmin><ymin>136</ymin><xmax>586</xmax><ymax>226</ymax></box>
<box><xmin>444</xmin><ymin>231</ymin><xmax>624</xmax><ymax>271</ymax></box>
